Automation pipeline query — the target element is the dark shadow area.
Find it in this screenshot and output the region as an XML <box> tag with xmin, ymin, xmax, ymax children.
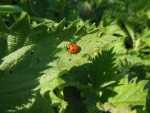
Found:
<box><xmin>63</xmin><ymin>86</ymin><xmax>87</xmax><ymax>113</ymax></box>
<box><xmin>59</xmin><ymin>63</ymin><xmax>119</xmax><ymax>113</ymax></box>
<box><xmin>60</xmin><ymin>63</ymin><xmax>90</xmax><ymax>84</ymax></box>
<box><xmin>0</xmin><ymin>43</ymin><xmax>61</xmax><ymax>112</ymax></box>
<box><xmin>129</xmin><ymin>64</ymin><xmax>147</xmax><ymax>82</ymax></box>
<box><xmin>131</xmin><ymin>105</ymin><xmax>145</xmax><ymax>111</ymax></box>
<box><xmin>59</xmin><ymin>63</ymin><xmax>90</xmax><ymax>113</ymax></box>
<box><xmin>146</xmin><ymin>89</ymin><xmax>150</xmax><ymax>113</ymax></box>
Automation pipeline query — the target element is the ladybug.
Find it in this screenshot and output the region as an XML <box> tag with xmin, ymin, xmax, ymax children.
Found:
<box><xmin>67</xmin><ymin>44</ymin><xmax>80</xmax><ymax>54</ymax></box>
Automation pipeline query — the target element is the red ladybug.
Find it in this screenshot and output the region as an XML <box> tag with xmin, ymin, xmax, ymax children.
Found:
<box><xmin>67</xmin><ymin>44</ymin><xmax>80</xmax><ymax>54</ymax></box>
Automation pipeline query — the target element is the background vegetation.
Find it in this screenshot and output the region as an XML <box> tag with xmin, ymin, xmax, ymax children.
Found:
<box><xmin>0</xmin><ymin>0</ymin><xmax>150</xmax><ymax>113</ymax></box>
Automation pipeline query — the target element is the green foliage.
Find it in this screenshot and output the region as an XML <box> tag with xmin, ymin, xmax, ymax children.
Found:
<box><xmin>89</xmin><ymin>48</ymin><xmax>116</xmax><ymax>89</ymax></box>
<box><xmin>0</xmin><ymin>5</ymin><xmax>23</xmax><ymax>13</ymax></box>
<box><xmin>95</xmin><ymin>75</ymin><xmax>148</xmax><ymax>113</ymax></box>
<box><xmin>0</xmin><ymin>0</ymin><xmax>150</xmax><ymax>113</ymax></box>
<box><xmin>102</xmin><ymin>0</ymin><xmax>150</xmax><ymax>52</ymax></box>
<box><xmin>108</xmin><ymin>76</ymin><xmax>148</xmax><ymax>106</ymax></box>
<box><xmin>0</xmin><ymin>17</ymin><xmax>9</xmax><ymax>59</ymax></box>
<box><xmin>7</xmin><ymin>12</ymin><xmax>31</xmax><ymax>54</ymax></box>
<box><xmin>0</xmin><ymin>12</ymin><xmax>118</xmax><ymax>112</ymax></box>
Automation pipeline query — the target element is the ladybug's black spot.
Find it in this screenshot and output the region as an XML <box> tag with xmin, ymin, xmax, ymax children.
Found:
<box><xmin>72</xmin><ymin>49</ymin><xmax>74</xmax><ymax>51</ymax></box>
<box><xmin>67</xmin><ymin>47</ymin><xmax>70</xmax><ymax>51</ymax></box>
<box><xmin>10</xmin><ymin>70</ymin><xmax>12</xmax><ymax>74</ymax></box>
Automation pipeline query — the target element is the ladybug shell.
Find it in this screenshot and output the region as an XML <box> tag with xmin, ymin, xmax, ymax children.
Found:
<box><xmin>67</xmin><ymin>44</ymin><xmax>80</xmax><ymax>54</ymax></box>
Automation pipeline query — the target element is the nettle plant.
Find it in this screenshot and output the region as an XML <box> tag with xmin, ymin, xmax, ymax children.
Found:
<box><xmin>0</xmin><ymin>12</ymin><xmax>149</xmax><ymax>113</ymax></box>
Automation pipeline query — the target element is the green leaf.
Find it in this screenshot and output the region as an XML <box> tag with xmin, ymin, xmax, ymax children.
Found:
<box><xmin>0</xmin><ymin>17</ymin><xmax>119</xmax><ymax>112</ymax></box>
<box><xmin>6</xmin><ymin>12</ymin><xmax>31</xmax><ymax>54</ymax></box>
<box><xmin>0</xmin><ymin>45</ymin><xmax>36</xmax><ymax>79</ymax></box>
<box><xmin>53</xmin><ymin>18</ymin><xmax>65</xmax><ymax>32</ymax></box>
<box><xmin>24</xmin><ymin>23</ymin><xmax>52</xmax><ymax>45</ymax></box>
<box><xmin>136</xmin><ymin>28</ymin><xmax>150</xmax><ymax>49</ymax></box>
<box><xmin>124</xmin><ymin>22</ymin><xmax>135</xmax><ymax>42</ymax></box>
<box><xmin>96</xmin><ymin>101</ymin><xmax>148</xmax><ymax>113</ymax></box>
<box><xmin>65</xmin><ymin>19</ymin><xmax>79</xmax><ymax>37</ymax></box>
<box><xmin>89</xmin><ymin>47</ymin><xmax>117</xmax><ymax>89</ymax></box>
<box><xmin>0</xmin><ymin>5</ymin><xmax>24</xmax><ymax>13</ymax></box>
<box><xmin>1</xmin><ymin>1</ymin><xmax>150</xmax><ymax>112</ymax></box>
<box><xmin>111</xmin><ymin>38</ymin><xmax>127</xmax><ymax>55</ymax></box>
<box><xmin>0</xmin><ymin>17</ymin><xmax>9</xmax><ymax>59</ymax></box>
<box><xmin>99</xmin><ymin>17</ymin><xmax>127</xmax><ymax>37</ymax></box>
<box><xmin>108</xmin><ymin>75</ymin><xmax>148</xmax><ymax>107</ymax></box>
<box><xmin>96</xmin><ymin>102</ymin><xmax>131</xmax><ymax>113</ymax></box>
<box><xmin>60</xmin><ymin>82</ymin><xmax>99</xmax><ymax>107</ymax></box>
<box><xmin>30</xmin><ymin>16</ymin><xmax>55</xmax><ymax>23</ymax></box>
<box><xmin>0</xmin><ymin>44</ymin><xmax>66</xmax><ymax>111</ymax></box>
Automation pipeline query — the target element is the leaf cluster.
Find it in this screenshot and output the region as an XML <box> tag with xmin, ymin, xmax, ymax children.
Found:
<box><xmin>0</xmin><ymin>1</ymin><xmax>150</xmax><ymax>113</ymax></box>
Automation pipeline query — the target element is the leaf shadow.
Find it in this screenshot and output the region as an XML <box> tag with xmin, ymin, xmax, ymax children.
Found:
<box><xmin>0</xmin><ymin>45</ymin><xmax>61</xmax><ymax>112</ymax></box>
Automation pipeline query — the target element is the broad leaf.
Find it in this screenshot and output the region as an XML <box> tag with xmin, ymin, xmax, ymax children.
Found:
<box><xmin>108</xmin><ymin>75</ymin><xmax>148</xmax><ymax>107</ymax></box>
<box><xmin>0</xmin><ymin>17</ymin><xmax>117</xmax><ymax>112</ymax></box>
<box><xmin>89</xmin><ymin>47</ymin><xmax>117</xmax><ymax>89</ymax></box>
<box><xmin>6</xmin><ymin>12</ymin><xmax>31</xmax><ymax>54</ymax></box>
<box><xmin>0</xmin><ymin>5</ymin><xmax>23</xmax><ymax>13</ymax></box>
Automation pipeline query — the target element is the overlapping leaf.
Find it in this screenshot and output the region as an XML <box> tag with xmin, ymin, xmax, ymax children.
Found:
<box><xmin>89</xmin><ymin>47</ymin><xmax>117</xmax><ymax>89</ymax></box>
<box><xmin>108</xmin><ymin>75</ymin><xmax>148</xmax><ymax>107</ymax></box>
<box><xmin>0</xmin><ymin>12</ymin><xmax>117</xmax><ymax>112</ymax></box>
